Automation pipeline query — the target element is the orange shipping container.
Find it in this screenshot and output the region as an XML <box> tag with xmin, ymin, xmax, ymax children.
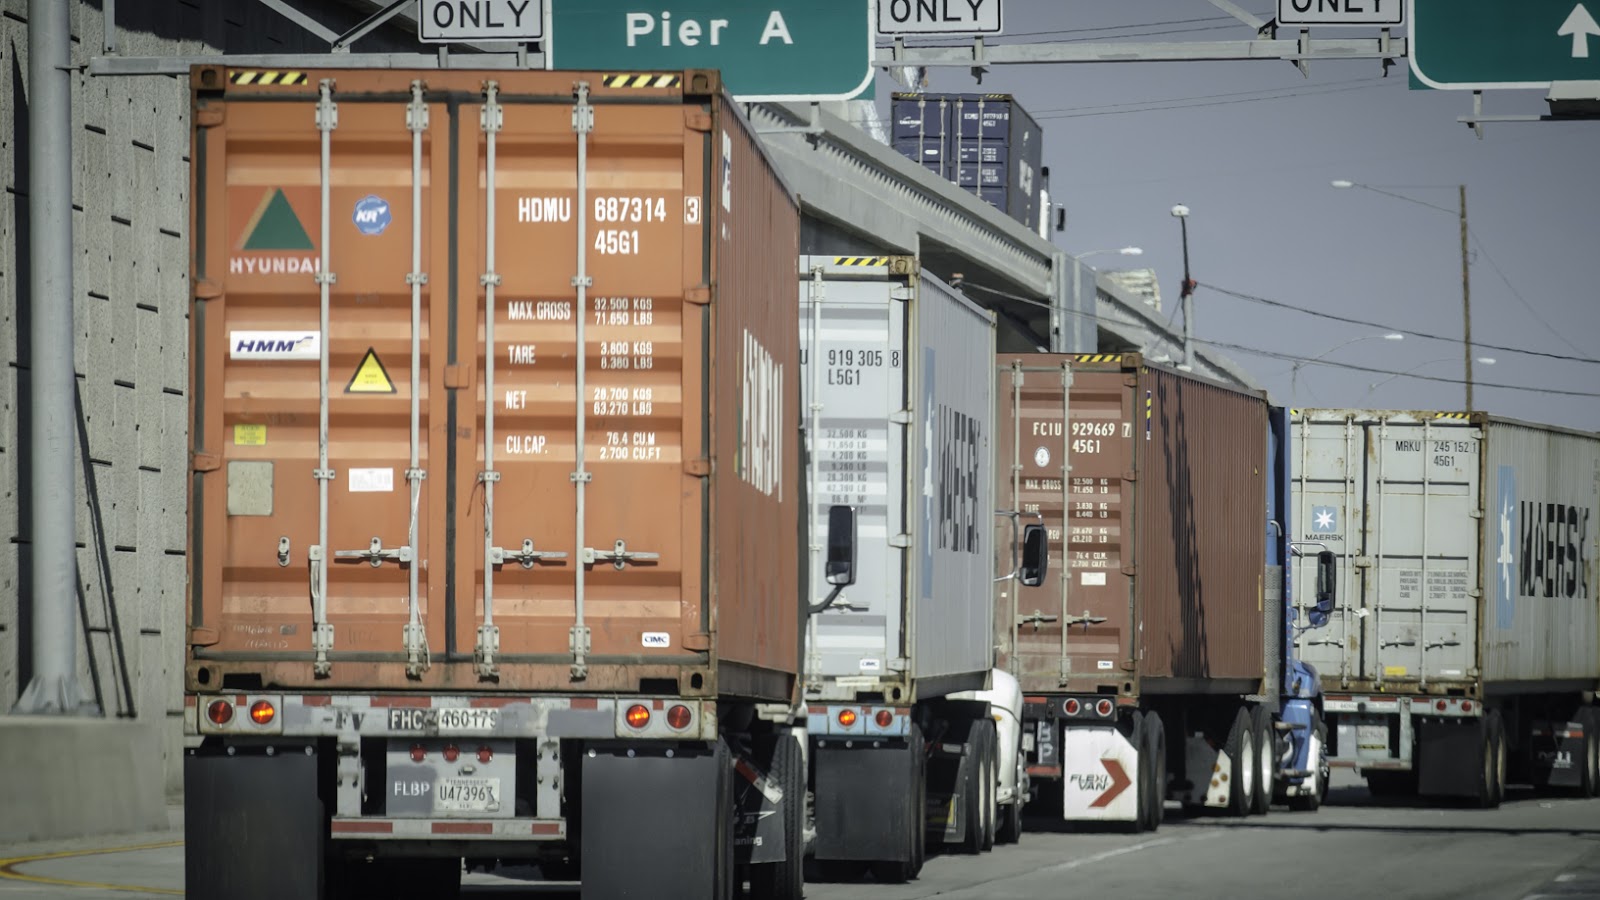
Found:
<box><xmin>186</xmin><ymin>68</ymin><xmax>801</xmax><ymax>702</ymax></box>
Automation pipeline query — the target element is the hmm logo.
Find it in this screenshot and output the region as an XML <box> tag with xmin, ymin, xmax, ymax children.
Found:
<box><xmin>230</xmin><ymin>331</ymin><xmax>320</xmax><ymax>361</ymax></box>
<box><xmin>738</xmin><ymin>329</ymin><xmax>783</xmax><ymax>499</ymax></box>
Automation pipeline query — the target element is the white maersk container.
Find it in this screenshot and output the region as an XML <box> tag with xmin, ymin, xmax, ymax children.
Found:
<box><xmin>798</xmin><ymin>256</ymin><xmax>1009</xmax><ymax>876</ymax></box>
<box><xmin>1290</xmin><ymin>410</ymin><xmax>1600</xmax><ymax>806</ymax></box>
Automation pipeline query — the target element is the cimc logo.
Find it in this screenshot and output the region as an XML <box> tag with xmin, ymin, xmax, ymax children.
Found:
<box><xmin>739</xmin><ymin>329</ymin><xmax>783</xmax><ymax>499</ymax></box>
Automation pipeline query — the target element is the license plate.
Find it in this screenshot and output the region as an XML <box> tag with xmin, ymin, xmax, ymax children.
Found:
<box><xmin>437</xmin><ymin>708</ymin><xmax>498</xmax><ymax>732</ymax></box>
<box><xmin>435</xmin><ymin>777</ymin><xmax>501</xmax><ymax>813</ymax></box>
<box><xmin>388</xmin><ymin>707</ymin><xmax>499</xmax><ymax>732</ymax></box>
<box><xmin>1357</xmin><ymin>724</ymin><xmax>1389</xmax><ymax>751</ymax></box>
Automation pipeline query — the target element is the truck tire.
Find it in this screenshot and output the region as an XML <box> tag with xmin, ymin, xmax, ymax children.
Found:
<box><xmin>1288</xmin><ymin>719</ymin><xmax>1329</xmax><ymax>812</ymax></box>
<box><xmin>1142</xmin><ymin>711</ymin><xmax>1166</xmax><ymax>830</ymax></box>
<box><xmin>1250</xmin><ymin>705</ymin><xmax>1275</xmax><ymax>816</ymax></box>
<box><xmin>980</xmin><ymin>720</ymin><xmax>998</xmax><ymax>852</ymax></box>
<box><xmin>1579</xmin><ymin>707</ymin><xmax>1600</xmax><ymax>798</ymax></box>
<box><xmin>1478</xmin><ymin>711</ymin><xmax>1507</xmax><ymax>809</ymax></box>
<box><xmin>750</xmin><ymin>732</ymin><xmax>805</xmax><ymax>900</ymax></box>
<box><xmin>1223</xmin><ymin>707</ymin><xmax>1255</xmax><ymax>817</ymax></box>
<box><xmin>997</xmin><ymin>765</ymin><xmax>1024</xmax><ymax>846</ymax></box>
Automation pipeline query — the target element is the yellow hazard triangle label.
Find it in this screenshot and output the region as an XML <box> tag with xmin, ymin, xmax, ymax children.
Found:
<box><xmin>345</xmin><ymin>348</ymin><xmax>396</xmax><ymax>394</ymax></box>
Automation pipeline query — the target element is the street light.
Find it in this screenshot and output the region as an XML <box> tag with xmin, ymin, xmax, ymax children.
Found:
<box><xmin>1171</xmin><ymin>205</ymin><xmax>1194</xmax><ymax>369</ymax></box>
<box><xmin>1365</xmin><ymin>356</ymin><xmax>1496</xmax><ymax>399</ymax></box>
<box><xmin>1290</xmin><ymin>333</ymin><xmax>1406</xmax><ymax>401</ymax></box>
<box><xmin>1069</xmin><ymin>247</ymin><xmax>1142</xmax><ymax>357</ymax></box>
<box><xmin>1332</xmin><ymin>179</ymin><xmax>1475</xmax><ymax>411</ymax></box>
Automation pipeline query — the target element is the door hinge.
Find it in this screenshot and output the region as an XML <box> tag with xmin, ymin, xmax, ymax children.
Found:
<box><xmin>685</xmin><ymin>459</ymin><xmax>711</xmax><ymax>477</ymax></box>
<box><xmin>444</xmin><ymin>364</ymin><xmax>470</xmax><ymax>389</ymax></box>
<box><xmin>192</xmin><ymin>452</ymin><xmax>221</xmax><ymax>473</ymax></box>
<box><xmin>684</xmin><ymin>632</ymin><xmax>712</xmax><ymax>652</ymax></box>
<box><xmin>685</xmin><ymin>110</ymin><xmax>712</xmax><ymax>132</ymax></box>
<box><xmin>686</xmin><ymin>285</ymin><xmax>712</xmax><ymax>305</ymax></box>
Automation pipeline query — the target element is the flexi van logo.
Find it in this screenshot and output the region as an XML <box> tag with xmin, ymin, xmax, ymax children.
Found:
<box><xmin>230</xmin><ymin>187</ymin><xmax>319</xmax><ymax>276</ymax></box>
<box><xmin>738</xmin><ymin>329</ymin><xmax>783</xmax><ymax>499</ymax></box>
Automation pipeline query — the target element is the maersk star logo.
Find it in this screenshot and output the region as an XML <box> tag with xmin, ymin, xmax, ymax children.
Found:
<box><xmin>1312</xmin><ymin>506</ymin><xmax>1337</xmax><ymax>532</ymax></box>
<box><xmin>1494</xmin><ymin>465</ymin><xmax>1517</xmax><ymax>630</ymax></box>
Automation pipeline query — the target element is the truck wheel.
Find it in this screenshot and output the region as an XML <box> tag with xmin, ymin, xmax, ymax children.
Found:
<box><xmin>980</xmin><ymin>721</ymin><xmax>998</xmax><ymax>852</ymax></box>
<box><xmin>997</xmin><ymin>772</ymin><xmax>1024</xmax><ymax>846</ymax></box>
<box><xmin>1288</xmin><ymin>719</ymin><xmax>1328</xmax><ymax>812</ymax></box>
<box><xmin>1579</xmin><ymin>708</ymin><xmax>1600</xmax><ymax>798</ymax></box>
<box><xmin>1478</xmin><ymin>711</ymin><xmax>1507</xmax><ymax>809</ymax></box>
<box><xmin>1143</xmin><ymin>711</ymin><xmax>1167</xmax><ymax>830</ymax></box>
<box><xmin>1223</xmin><ymin>707</ymin><xmax>1255</xmax><ymax>817</ymax></box>
<box><xmin>750</xmin><ymin>732</ymin><xmax>805</xmax><ymax>900</ymax></box>
<box><xmin>1250</xmin><ymin>706</ymin><xmax>1275</xmax><ymax>816</ymax></box>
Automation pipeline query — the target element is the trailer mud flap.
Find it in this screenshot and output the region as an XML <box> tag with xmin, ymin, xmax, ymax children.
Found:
<box><xmin>813</xmin><ymin>739</ymin><xmax>913</xmax><ymax>861</ymax></box>
<box><xmin>1417</xmin><ymin>719</ymin><xmax>1482</xmax><ymax>797</ymax></box>
<box><xmin>1060</xmin><ymin>726</ymin><xmax>1139</xmax><ymax>821</ymax></box>
<box><xmin>733</xmin><ymin>754</ymin><xmax>786</xmax><ymax>864</ymax></box>
<box><xmin>1531</xmin><ymin>721</ymin><xmax>1586</xmax><ymax>789</ymax></box>
<box><xmin>185</xmin><ymin>749</ymin><xmax>322</xmax><ymax>900</ymax></box>
<box><xmin>582</xmin><ymin>740</ymin><xmax>732</xmax><ymax>900</ymax></box>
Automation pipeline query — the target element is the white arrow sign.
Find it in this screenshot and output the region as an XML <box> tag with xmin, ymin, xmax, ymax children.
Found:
<box><xmin>1558</xmin><ymin>3</ymin><xmax>1600</xmax><ymax>58</ymax></box>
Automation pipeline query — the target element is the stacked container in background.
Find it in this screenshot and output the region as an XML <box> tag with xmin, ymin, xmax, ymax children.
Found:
<box><xmin>890</xmin><ymin>92</ymin><xmax>1046</xmax><ymax>233</ymax></box>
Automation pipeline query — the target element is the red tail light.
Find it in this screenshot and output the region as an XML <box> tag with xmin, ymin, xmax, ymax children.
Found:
<box><xmin>837</xmin><ymin>709</ymin><xmax>858</xmax><ymax>728</ymax></box>
<box><xmin>1461</xmin><ymin>701</ymin><xmax>1473</xmax><ymax>713</ymax></box>
<box><xmin>1437</xmin><ymin>700</ymin><xmax>1448</xmax><ymax>711</ymax></box>
<box><xmin>1095</xmin><ymin>699</ymin><xmax>1114</xmax><ymax>717</ymax></box>
<box><xmin>626</xmin><ymin>704</ymin><xmax>651</xmax><ymax>729</ymax></box>
<box><xmin>443</xmin><ymin>744</ymin><xmax>460</xmax><ymax>762</ymax></box>
<box><xmin>410</xmin><ymin>743</ymin><xmax>426</xmax><ymax>763</ymax></box>
<box><xmin>875</xmin><ymin>709</ymin><xmax>894</xmax><ymax>728</ymax></box>
<box><xmin>477</xmin><ymin>746</ymin><xmax>494</xmax><ymax>764</ymax></box>
<box><xmin>1064</xmin><ymin>699</ymin><xmax>1081</xmax><ymax>716</ymax></box>
<box><xmin>666</xmin><ymin>705</ymin><xmax>693</xmax><ymax>730</ymax></box>
<box><xmin>207</xmin><ymin>700</ymin><xmax>234</xmax><ymax>725</ymax></box>
<box><xmin>249</xmin><ymin>700</ymin><xmax>276</xmax><ymax>725</ymax></box>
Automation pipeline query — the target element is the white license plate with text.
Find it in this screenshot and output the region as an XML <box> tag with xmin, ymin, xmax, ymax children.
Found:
<box><xmin>435</xmin><ymin>777</ymin><xmax>501</xmax><ymax>813</ymax></box>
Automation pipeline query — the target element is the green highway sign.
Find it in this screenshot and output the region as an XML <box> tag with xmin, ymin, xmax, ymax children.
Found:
<box><xmin>1410</xmin><ymin>0</ymin><xmax>1600</xmax><ymax>89</ymax></box>
<box><xmin>547</xmin><ymin>0</ymin><xmax>874</xmax><ymax>102</ymax></box>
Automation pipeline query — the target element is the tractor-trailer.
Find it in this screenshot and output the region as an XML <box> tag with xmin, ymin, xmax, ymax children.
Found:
<box><xmin>183</xmin><ymin>67</ymin><xmax>816</xmax><ymax>900</ymax></box>
<box><xmin>1291</xmin><ymin>410</ymin><xmax>1600</xmax><ymax>805</ymax></box>
<box><xmin>994</xmin><ymin>354</ymin><xmax>1337</xmax><ymax>831</ymax></box>
<box><xmin>797</xmin><ymin>256</ymin><xmax>1045</xmax><ymax>882</ymax></box>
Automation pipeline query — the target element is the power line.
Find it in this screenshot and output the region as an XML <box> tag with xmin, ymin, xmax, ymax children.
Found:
<box><xmin>1198</xmin><ymin>282</ymin><xmax>1600</xmax><ymax>367</ymax></box>
<box><xmin>953</xmin><ymin>281</ymin><xmax>1600</xmax><ymax>400</ymax></box>
<box><xmin>1034</xmin><ymin>79</ymin><xmax>1394</xmax><ymax>120</ymax></box>
<box><xmin>1027</xmin><ymin>76</ymin><xmax>1381</xmax><ymax>116</ymax></box>
<box><xmin>1467</xmin><ymin>230</ymin><xmax>1591</xmax><ymax>361</ymax></box>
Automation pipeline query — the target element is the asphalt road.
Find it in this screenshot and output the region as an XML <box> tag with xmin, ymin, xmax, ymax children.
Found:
<box><xmin>5</xmin><ymin>773</ymin><xmax>1599</xmax><ymax>900</ymax></box>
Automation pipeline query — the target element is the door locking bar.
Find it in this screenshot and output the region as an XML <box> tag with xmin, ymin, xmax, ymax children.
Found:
<box><xmin>335</xmin><ymin>536</ymin><xmax>414</xmax><ymax>568</ymax></box>
<box><xmin>492</xmin><ymin>539</ymin><xmax>568</xmax><ymax>569</ymax></box>
<box><xmin>583</xmin><ymin>540</ymin><xmax>660</xmax><ymax>570</ymax></box>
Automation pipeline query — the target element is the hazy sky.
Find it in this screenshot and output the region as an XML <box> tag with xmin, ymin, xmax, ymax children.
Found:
<box><xmin>875</xmin><ymin>1</ymin><xmax>1600</xmax><ymax>431</ymax></box>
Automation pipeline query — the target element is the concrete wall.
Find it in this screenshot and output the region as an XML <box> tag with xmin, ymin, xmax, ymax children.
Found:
<box><xmin>0</xmin><ymin>0</ymin><xmax>415</xmax><ymax>800</ymax></box>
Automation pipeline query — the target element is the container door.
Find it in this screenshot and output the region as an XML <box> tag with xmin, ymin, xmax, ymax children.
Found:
<box><xmin>995</xmin><ymin>359</ymin><xmax>1134</xmax><ymax>694</ymax></box>
<box><xmin>1358</xmin><ymin>417</ymin><xmax>1481</xmax><ymax>687</ymax></box>
<box><xmin>199</xmin><ymin>84</ymin><xmax>448</xmax><ymax>673</ymax></box>
<box><xmin>1289</xmin><ymin>414</ymin><xmax>1365</xmax><ymax>686</ymax></box>
<box><xmin>797</xmin><ymin>258</ymin><xmax>907</xmax><ymax>686</ymax></box>
<box><xmin>460</xmin><ymin>86</ymin><xmax>702</xmax><ymax>678</ymax></box>
<box><xmin>1291</xmin><ymin>413</ymin><xmax>1481</xmax><ymax>689</ymax></box>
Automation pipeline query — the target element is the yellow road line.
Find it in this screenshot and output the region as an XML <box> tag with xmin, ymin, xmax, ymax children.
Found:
<box><xmin>0</xmin><ymin>840</ymin><xmax>184</xmax><ymax>895</ymax></box>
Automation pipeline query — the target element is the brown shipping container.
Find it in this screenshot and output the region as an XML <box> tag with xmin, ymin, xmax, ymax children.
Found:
<box><xmin>993</xmin><ymin>354</ymin><xmax>1268</xmax><ymax>699</ymax></box>
<box><xmin>186</xmin><ymin>68</ymin><xmax>801</xmax><ymax>699</ymax></box>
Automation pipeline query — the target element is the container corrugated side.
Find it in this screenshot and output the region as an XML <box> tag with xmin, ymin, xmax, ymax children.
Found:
<box><xmin>908</xmin><ymin>270</ymin><xmax>997</xmax><ymax>694</ymax></box>
<box><xmin>1480</xmin><ymin>418</ymin><xmax>1600</xmax><ymax>686</ymax></box>
<box><xmin>187</xmin><ymin>68</ymin><xmax>800</xmax><ymax>699</ymax></box>
<box><xmin>797</xmin><ymin>257</ymin><xmax>912</xmax><ymax>697</ymax></box>
<box><xmin>992</xmin><ymin>354</ymin><xmax>1135</xmax><ymax>696</ymax></box>
<box><xmin>1136</xmin><ymin>365</ymin><xmax>1269</xmax><ymax>691</ymax></box>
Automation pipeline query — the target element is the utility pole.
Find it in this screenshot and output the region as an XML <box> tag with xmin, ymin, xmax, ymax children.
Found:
<box><xmin>1459</xmin><ymin>184</ymin><xmax>1473</xmax><ymax>412</ymax></box>
<box><xmin>1172</xmin><ymin>205</ymin><xmax>1195</xmax><ymax>369</ymax></box>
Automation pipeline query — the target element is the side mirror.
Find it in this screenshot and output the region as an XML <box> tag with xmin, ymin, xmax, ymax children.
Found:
<box><xmin>1019</xmin><ymin>524</ymin><xmax>1048</xmax><ymax>588</ymax></box>
<box><xmin>825</xmin><ymin>505</ymin><xmax>857</xmax><ymax>587</ymax></box>
<box><xmin>1315</xmin><ymin>549</ymin><xmax>1337</xmax><ymax>613</ymax></box>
